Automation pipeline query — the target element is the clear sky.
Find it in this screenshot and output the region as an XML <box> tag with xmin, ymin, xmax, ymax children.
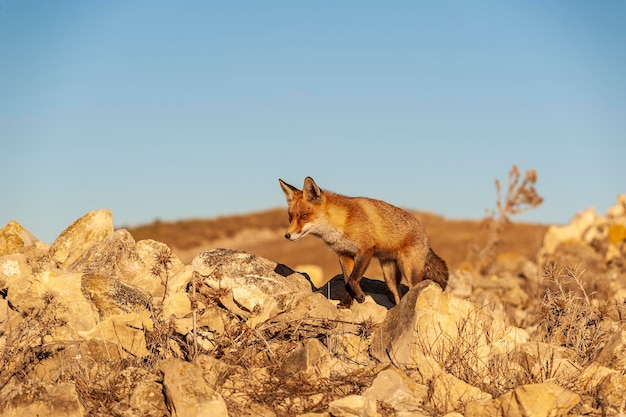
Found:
<box><xmin>1</xmin><ymin>1</ymin><xmax>625</xmax><ymax>243</ymax></box>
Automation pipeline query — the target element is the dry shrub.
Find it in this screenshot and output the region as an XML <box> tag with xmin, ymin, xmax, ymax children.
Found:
<box><xmin>0</xmin><ymin>292</ymin><xmax>66</xmax><ymax>391</ymax></box>
<box><xmin>537</xmin><ymin>264</ymin><xmax>611</xmax><ymax>365</ymax></box>
<box><xmin>467</xmin><ymin>164</ymin><xmax>543</xmax><ymax>273</ymax></box>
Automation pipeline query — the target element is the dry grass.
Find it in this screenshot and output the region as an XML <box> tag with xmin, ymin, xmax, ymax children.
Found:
<box><xmin>537</xmin><ymin>263</ymin><xmax>612</xmax><ymax>366</ymax></box>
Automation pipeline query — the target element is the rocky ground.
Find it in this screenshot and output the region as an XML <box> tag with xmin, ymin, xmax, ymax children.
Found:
<box><xmin>0</xmin><ymin>194</ymin><xmax>625</xmax><ymax>417</ymax></box>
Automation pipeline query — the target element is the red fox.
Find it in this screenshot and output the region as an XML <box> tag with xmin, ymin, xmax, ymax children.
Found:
<box><xmin>279</xmin><ymin>177</ymin><xmax>448</xmax><ymax>307</ymax></box>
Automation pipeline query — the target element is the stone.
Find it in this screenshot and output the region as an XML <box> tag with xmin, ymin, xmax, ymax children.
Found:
<box><xmin>594</xmin><ymin>325</ymin><xmax>626</xmax><ymax>370</ymax></box>
<box><xmin>371</xmin><ymin>281</ymin><xmax>523</xmax><ymax>373</ymax></box>
<box><xmin>49</xmin><ymin>209</ymin><xmax>114</xmax><ymax>267</ymax></box>
<box><xmin>7</xmin><ymin>269</ymin><xmax>99</xmax><ymax>336</ymax></box>
<box><xmin>328</xmin><ymin>394</ymin><xmax>379</xmax><ymax>417</ymax></box>
<box><xmin>465</xmin><ymin>383</ymin><xmax>579</xmax><ymax>417</ymax></box>
<box><xmin>279</xmin><ymin>338</ymin><xmax>331</xmax><ymax>379</ymax></box>
<box><xmin>0</xmin><ymin>220</ymin><xmax>40</xmax><ymax>255</ymax></box>
<box><xmin>428</xmin><ymin>372</ymin><xmax>491</xmax><ymax>413</ymax></box>
<box><xmin>81</xmin><ymin>273</ymin><xmax>152</xmax><ymax>319</ymax></box>
<box><xmin>446</xmin><ymin>269</ymin><xmax>473</xmax><ymax>299</ymax></box>
<box><xmin>160</xmin><ymin>358</ymin><xmax>229</xmax><ymax>417</ymax></box>
<box><xmin>363</xmin><ymin>368</ymin><xmax>428</xmax><ymax>413</ymax></box>
<box><xmin>595</xmin><ymin>372</ymin><xmax>626</xmax><ymax>410</ymax></box>
<box><xmin>77</xmin><ymin>311</ymin><xmax>152</xmax><ymax>358</ymax></box>
<box><xmin>192</xmin><ymin>249</ymin><xmax>312</xmax><ymax>325</ymax></box>
<box><xmin>0</xmin><ymin>380</ymin><xmax>84</xmax><ymax>417</ymax></box>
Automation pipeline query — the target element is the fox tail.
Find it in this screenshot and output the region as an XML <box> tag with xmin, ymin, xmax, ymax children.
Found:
<box><xmin>425</xmin><ymin>248</ymin><xmax>449</xmax><ymax>290</ymax></box>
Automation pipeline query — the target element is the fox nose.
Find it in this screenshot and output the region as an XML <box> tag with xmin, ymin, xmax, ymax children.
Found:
<box><xmin>284</xmin><ymin>233</ymin><xmax>291</xmax><ymax>240</ymax></box>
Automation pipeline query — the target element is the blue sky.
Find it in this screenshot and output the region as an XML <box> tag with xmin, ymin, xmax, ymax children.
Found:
<box><xmin>1</xmin><ymin>1</ymin><xmax>625</xmax><ymax>243</ymax></box>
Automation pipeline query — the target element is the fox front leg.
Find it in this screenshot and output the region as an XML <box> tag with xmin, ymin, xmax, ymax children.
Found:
<box><xmin>338</xmin><ymin>255</ymin><xmax>355</xmax><ymax>308</ymax></box>
<box><xmin>345</xmin><ymin>250</ymin><xmax>373</xmax><ymax>304</ymax></box>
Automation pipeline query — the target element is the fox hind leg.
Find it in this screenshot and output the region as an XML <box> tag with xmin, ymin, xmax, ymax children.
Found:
<box><xmin>380</xmin><ymin>259</ymin><xmax>402</xmax><ymax>305</ymax></box>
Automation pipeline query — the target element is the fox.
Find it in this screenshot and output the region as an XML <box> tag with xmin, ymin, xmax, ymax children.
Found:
<box><xmin>279</xmin><ymin>176</ymin><xmax>448</xmax><ymax>307</ymax></box>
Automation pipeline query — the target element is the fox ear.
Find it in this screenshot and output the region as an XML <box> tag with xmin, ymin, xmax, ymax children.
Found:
<box><xmin>279</xmin><ymin>179</ymin><xmax>299</xmax><ymax>203</ymax></box>
<box><xmin>303</xmin><ymin>177</ymin><xmax>323</xmax><ymax>203</ymax></box>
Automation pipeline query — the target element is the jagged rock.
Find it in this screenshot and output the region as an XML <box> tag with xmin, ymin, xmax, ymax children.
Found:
<box><xmin>596</xmin><ymin>325</ymin><xmax>626</xmax><ymax>370</ymax></box>
<box><xmin>362</xmin><ymin>368</ymin><xmax>428</xmax><ymax>413</ymax></box>
<box><xmin>512</xmin><ymin>342</ymin><xmax>578</xmax><ymax>379</ymax></box>
<box><xmin>81</xmin><ymin>273</ymin><xmax>152</xmax><ymax>319</ymax></box>
<box><xmin>446</xmin><ymin>269</ymin><xmax>473</xmax><ymax>298</ymax></box>
<box><xmin>542</xmin><ymin>207</ymin><xmax>604</xmax><ymax>256</ymax></box>
<box><xmin>192</xmin><ymin>249</ymin><xmax>312</xmax><ymax>326</ymax></box>
<box><xmin>30</xmin><ymin>339</ymin><xmax>123</xmax><ymax>383</ymax></box>
<box><xmin>328</xmin><ymin>394</ymin><xmax>379</xmax><ymax>417</ymax></box>
<box><xmin>0</xmin><ymin>220</ymin><xmax>43</xmax><ymax>255</ymax></box>
<box><xmin>595</xmin><ymin>372</ymin><xmax>626</xmax><ymax>411</ymax></box>
<box><xmin>464</xmin><ymin>383</ymin><xmax>579</xmax><ymax>417</ymax></box>
<box><xmin>160</xmin><ymin>358</ymin><xmax>229</xmax><ymax>417</ymax></box>
<box><xmin>107</xmin><ymin>367</ymin><xmax>169</xmax><ymax>417</ymax></box>
<box><xmin>49</xmin><ymin>209</ymin><xmax>114</xmax><ymax>267</ymax></box>
<box><xmin>68</xmin><ymin>229</ymin><xmax>142</xmax><ymax>277</ymax></box>
<box><xmin>371</xmin><ymin>281</ymin><xmax>527</xmax><ymax>373</ymax></box>
<box><xmin>276</xmin><ymin>292</ymin><xmax>339</xmax><ymax>323</ymax></box>
<box><xmin>7</xmin><ymin>269</ymin><xmax>99</xmax><ymax>337</ymax></box>
<box><xmin>0</xmin><ymin>254</ymin><xmax>31</xmax><ymax>289</ymax></box>
<box><xmin>78</xmin><ymin>311</ymin><xmax>152</xmax><ymax>358</ymax></box>
<box><xmin>606</xmin><ymin>194</ymin><xmax>626</xmax><ymax>221</ymax></box>
<box><xmin>0</xmin><ymin>380</ymin><xmax>84</xmax><ymax>417</ymax></box>
<box><xmin>279</xmin><ymin>338</ymin><xmax>331</xmax><ymax>379</ymax></box>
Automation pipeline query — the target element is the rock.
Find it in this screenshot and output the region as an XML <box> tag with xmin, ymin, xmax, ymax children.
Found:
<box><xmin>595</xmin><ymin>372</ymin><xmax>626</xmax><ymax>411</ymax></box>
<box><xmin>542</xmin><ymin>207</ymin><xmax>604</xmax><ymax>256</ymax></box>
<box><xmin>192</xmin><ymin>249</ymin><xmax>312</xmax><ymax>326</ymax></box>
<box><xmin>77</xmin><ymin>311</ymin><xmax>152</xmax><ymax>358</ymax></box>
<box><xmin>606</xmin><ymin>194</ymin><xmax>626</xmax><ymax>220</ymax></box>
<box><xmin>371</xmin><ymin>281</ymin><xmax>525</xmax><ymax>372</ymax></box>
<box><xmin>7</xmin><ymin>269</ymin><xmax>99</xmax><ymax>336</ymax></box>
<box><xmin>428</xmin><ymin>371</ymin><xmax>492</xmax><ymax>412</ymax></box>
<box><xmin>279</xmin><ymin>338</ymin><xmax>331</xmax><ymax>379</ymax></box>
<box><xmin>0</xmin><ymin>220</ymin><xmax>40</xmax><ymax>255</ymax></box>
<box><xmin>596</xmin><ymin>325</ymin><xmax>626</xmax><ymax>370</ymax></box>
<box><xmin>160</xmin><ymin>358</ymin><xmax>229</xmax><ymax>417</ymax></box>
<box><xmin>108</xmin><ymin>367</ymin><xmax>170</xmax><ymax>417</ymax></box>
<box><xmin>0</xmin><ymin>254</ymin><xmax>32</xmax><ymax>289</ymax></box>
<box><xmin>49</xmin><ymin>209</ymin><xmax>114</xmax><ymax>267</ymax></box>
<box><xmin>446</xmin><ymin>269</ymin><xmax>473</xmax><ymax>298</ymax></box>
<box><xmin>81</xmin><ymin>273</ymin><xmax>152</xmax><ymax>319</ymax></box>
<box><xmin>362</xmin><ymin>368</ymin><xmax>428</xmax><ymax>413</ymax></box>
<box><xmin>0</xmin><ymin>380</ymin><xmax>84</xmax><ymax>417</ymax></box>
<box><xmin>328</xmin><ymin>394</ymin><xmax>379</xmax><ymax>417</ymax></box>
<box><xmin>465</xmin><ymin>383</ymin><xmax>579</xmax><ymax>417</ymax></box>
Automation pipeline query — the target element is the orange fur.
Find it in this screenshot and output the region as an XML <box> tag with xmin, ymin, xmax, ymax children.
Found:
<box><xmin>279</xmin><ymin>177</ymin><xmax>448</xmax><ymax>307</ymax></box>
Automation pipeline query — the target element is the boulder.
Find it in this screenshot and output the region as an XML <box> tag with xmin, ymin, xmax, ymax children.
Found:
<box><xmin>0</xmin><ymin>380</ymin><xmax>84</xmax><ymax>417</ymax></box>
<box><xmin>6</xmin><ymin>269</ymin><xmax>99</xmax><ymax>337</ymax></box>
<box><xmin>328</xmin><ymin>394</ymin><xmax>379</xmax><ymax>417</ymax></box>
<box><xmin>49</xmin><ymin>209</ymin><xmax>114</xmax><ymax>267</ymax></box>
<box><xmin>0</xmin><ymin>220</ymin><xmax>41</xmax><ymax>255</ymax></box>
<box><xmin>192</xmin><ymin>249</ymin><xmax>312</xmax><ymax>326</ymax></box>
<box><xmin>279</xmin><ymin>338</ymin><xmax>331</xmax><ymax>379</ymax></box>
<box><xmin>596</xmin><ymin>325</ymin><xmax>626</xmax><ymax>370</ymax></box>
<box><xmin>362</xmin><ymin>368</ymin><xmax>428</xmax><ymax>413</ymax></box>
<box><xmin>160</xmin><ymin>358</ymin><xmax>229</xmax><ymax>417</ymax></box>
<box><xmin>371</xmin><ymin>281</ymin><xmax>526</xmax><ymax>372</ymax></box>
<box><xmin>465</xmin><ymin>383</ymin><xmax>579</xmax><ymax>417</ymax></box>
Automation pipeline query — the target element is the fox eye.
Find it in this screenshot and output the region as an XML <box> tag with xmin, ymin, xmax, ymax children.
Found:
<box><xmin>288</xmin><ymin>214</ymin><xmax>293</xmax><ymax>222</ymax></box>
<box><xmin>300</xmin><ymin>213</ymin><xmax>308</xmax><ymax>220</ymax></box>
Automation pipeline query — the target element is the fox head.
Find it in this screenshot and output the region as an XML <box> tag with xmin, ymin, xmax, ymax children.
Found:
<box><xmin>278</xmin><ymin>177</ymin><xmax>325</xmax><ymax>241</ymax></box>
